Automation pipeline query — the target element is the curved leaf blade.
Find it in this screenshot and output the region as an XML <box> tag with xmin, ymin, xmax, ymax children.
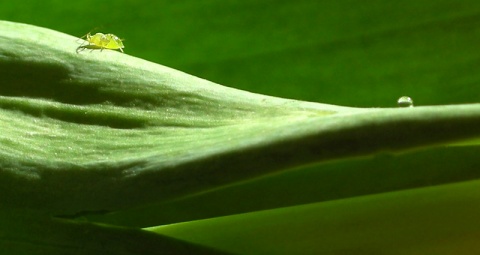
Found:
<box><xmin>151</xmin><ymin>179</ymin><xmax>480</xmax><ymax>254</ymax></box>
<box><xmin>0</xmin><ymin>21</ymin><xmax>479</xmax><ymax>216</ymax></box>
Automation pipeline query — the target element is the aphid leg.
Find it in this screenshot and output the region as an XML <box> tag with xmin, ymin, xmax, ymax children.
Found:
<box><xmin>75</xmin><ymin>32</ymin><xmax>91</xmax><ymax>53</ymax></box>
<box><xmin>76</xmin><ymin>39</ymin><xmax>89</xmax><ymax>53</ymax></box>
<box><xmin>76</xmin><ymin>45</ymin><xmax>86</xmax><ymax>53</ymax></box>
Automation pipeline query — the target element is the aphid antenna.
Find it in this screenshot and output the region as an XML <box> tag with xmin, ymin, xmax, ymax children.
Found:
<box><xmin>76</xmin><ymin>26</ymin><xmax>103</xmax><ymax>42</ymax></box>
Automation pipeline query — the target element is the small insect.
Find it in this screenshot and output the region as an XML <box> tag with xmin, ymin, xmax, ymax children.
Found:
<box><xmin>76</xmin><ymin>32</ymin><xmax>124</xmax><ymax>53</ymax></box>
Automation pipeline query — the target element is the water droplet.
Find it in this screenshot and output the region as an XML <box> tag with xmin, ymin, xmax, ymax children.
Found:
<box><xmin>397</xmin><ymin>96</ymin><xmax>414</xmax><ymax>108</ymax></box>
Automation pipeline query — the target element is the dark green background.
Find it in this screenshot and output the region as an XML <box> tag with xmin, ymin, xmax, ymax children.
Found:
<box><xmin>2</xmin><ymin>2</ymin><xmax>480</xmax><ymax>252</ymax></box>
<box><xmin>3</xmin><ymin>0</ymin><xmax>480</xmax><ymax>222</ymax></box>
<box><xmin>2</xmin><ymin>0</ymin><xmax>479</xmax><ymax>107</ymax></box>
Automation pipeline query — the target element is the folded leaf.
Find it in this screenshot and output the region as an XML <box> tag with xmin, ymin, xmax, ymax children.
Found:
<box><xmin>0</xmin><ymin>210</ymin><xmax>230</xmax><ymax>255</ymax></box>
<box><xmin>151</xmin><ymin>179</ymin><xmax>480</xmax><ymax>254</ymax></box>
<box><xmin>0</xmin><ymin>21</ymin><xmax>479</xmax><ymax>217</ymax></box>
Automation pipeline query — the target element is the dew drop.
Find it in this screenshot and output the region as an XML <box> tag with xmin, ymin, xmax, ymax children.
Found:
<box><xmin>397</xmin><ymin>96</ymin><xmax>414</xmax><ymax>108</ymax></box>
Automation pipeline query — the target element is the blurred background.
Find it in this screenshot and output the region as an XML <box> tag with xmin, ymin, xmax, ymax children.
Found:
<box><xmin>2</xmin><ymin>1</ymin><xmax>480</xmax><ymax>227</ymax></box>
<box><xmin>2</xmin><ymin>0</ymin><xmax>479</xmax><ymax>108</ymax></box>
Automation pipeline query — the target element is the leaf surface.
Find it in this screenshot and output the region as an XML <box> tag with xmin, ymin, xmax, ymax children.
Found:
<box><xmin>0</xmin><ymin>21</ymin><xmax>479</xmax><ymax>217</ymax></box>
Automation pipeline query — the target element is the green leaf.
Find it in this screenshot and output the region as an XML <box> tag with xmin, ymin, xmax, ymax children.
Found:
<box><xmin>2</xmin><ymin>1</ymin><xmax>480</xmax><ymax>254</ymax></box>
<box><xmin>83</xmin><ymin>146</ymin><xmax>480</xmax><ymax>227</ymax></box>
<box><xmin>149</xmin><ymin>179</ymin><xmax>480</xmax><ymax>254</ymax></box>
<box><xmin>0</xmin><ymin>20</ymin><xmax>479</xmax><ymax>218</ymax></box>
<box><xmin>0</xmin><ymin>210</ymin><xmax>230</xmax><ymax>255</ymax></box>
